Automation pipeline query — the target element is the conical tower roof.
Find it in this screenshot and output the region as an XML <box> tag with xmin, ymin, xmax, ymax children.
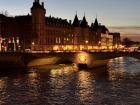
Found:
<box><xmin>94</xmin><ymin>18</ymin><xmax>99</xmax><ymax>27</ymax></box>
<box><xmin>80</xmin><ymin>16</ymin><xmax>88</xmax><ymax>28</ymax></box>
<box><xmin>72</xmin><ymin>14</ymin><xmax>80</xmax><ymax>27</ymax></box>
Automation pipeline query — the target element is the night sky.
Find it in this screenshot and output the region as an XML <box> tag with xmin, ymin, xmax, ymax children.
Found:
<box><xmin>0</xmin><ymin>0</ymin><xmax>140</xmax><ymax>41</ymax></box>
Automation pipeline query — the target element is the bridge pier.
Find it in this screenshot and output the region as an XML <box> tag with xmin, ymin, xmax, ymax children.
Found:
<box><xmin>78</xmin><ymin>63</ymin><xmax>88</xmax><ymax>69</ymax></box>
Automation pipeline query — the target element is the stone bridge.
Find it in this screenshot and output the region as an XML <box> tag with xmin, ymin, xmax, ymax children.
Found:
<box><xmin>0</xmin><ymin>52</ymin><xmax>140</xmax><ymax>69</ymax></box>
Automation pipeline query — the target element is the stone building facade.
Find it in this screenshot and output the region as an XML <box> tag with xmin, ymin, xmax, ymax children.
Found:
<box><xmin>0</xmin><ymin>0</ymin><xmax>119</xmax><ymax>52</ymax></box>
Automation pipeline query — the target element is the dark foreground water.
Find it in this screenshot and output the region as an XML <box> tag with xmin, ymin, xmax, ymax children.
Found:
<box><xmin>0</xmin><ymin>57</ymin><xmax>140</xmax><ymax>105</ymax></box>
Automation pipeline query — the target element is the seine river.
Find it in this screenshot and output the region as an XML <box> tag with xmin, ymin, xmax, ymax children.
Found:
<box><xmin>0</xmin><ymin>57</ymin><xmax>140</xmax><ymax>105</ymax></box>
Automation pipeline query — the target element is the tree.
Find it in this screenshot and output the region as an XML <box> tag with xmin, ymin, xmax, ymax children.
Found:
<box><xmin>122</xmin><ymin>37</ymin><xmax>134</xmax><ymax>47</ymax></box>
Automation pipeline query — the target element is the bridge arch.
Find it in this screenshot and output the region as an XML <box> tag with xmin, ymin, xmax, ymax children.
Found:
<box><xmin>0</xmin><ymin>52</ymin><xmax>139</xmax><ymax>69</ymax></box>
<box><xmin>25</xmin><ymin>52</ymin><xmax>140</xmax><ymax>68</ymax></box>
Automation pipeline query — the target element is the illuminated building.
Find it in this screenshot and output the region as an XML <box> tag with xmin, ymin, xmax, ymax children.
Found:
<box><xmin>109</xmin><ymin>32</ymin><xmax>121</xmax><ymax>50</ymax></box>
<box><xmin>0</xmin><ymin>18</ymin><xmax>1</xmax><ymax>51</ymax></box>
<box><xmin>0</xmin><ymin>0</ymin><xmax>119</xmax><ymax>52</ymax></box>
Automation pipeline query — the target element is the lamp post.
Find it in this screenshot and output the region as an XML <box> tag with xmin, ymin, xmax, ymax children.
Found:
<box><xmin>98</xmin><ymin>41</ymin><xmax>101</xmax><ymax>52</ymax></box>
<box><xmin>85</xmin><ymin>40</ymin><xmax>89</xmax><ymax>51</ymax></box>
<box><xmin>31</xmin><ymin>41</ymin><xmax>35</xmax><ymax>51</ymax></box>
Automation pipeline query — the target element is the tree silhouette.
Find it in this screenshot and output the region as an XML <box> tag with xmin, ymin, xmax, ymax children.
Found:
<box><xmin>122</xmin><ymin>37</ymin><xmax>134</xmax><ymax>47</ymax></box>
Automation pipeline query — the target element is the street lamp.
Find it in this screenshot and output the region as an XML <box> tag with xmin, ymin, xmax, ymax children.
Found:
<box><xmin>85</xmin><ymin>40</ymin><xmax>89</xmax><ymax>51</ymax></box>
<box><xmin>85</xmin><ymin>40</ymin><xmax>88</xmax><ymax>44</ymax></box>
<box><xmin>31</xmin><ymin>41</ymin><xmax>35</xmax><ymax>51</ymax></box>
<box><xmin>32</xmin><ymin>41</ymin><xmax>35</xmax><ymax>45</ymax></box>
<box><xmin>98</xmin><ymin>41</ymin><xmax>101</xmax><ymax>51</ymax></box>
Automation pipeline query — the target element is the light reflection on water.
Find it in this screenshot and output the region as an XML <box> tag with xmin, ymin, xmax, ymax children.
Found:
<box><xmin>108</xmin><ymin>57</ymin><xmax>140</xmax><ymax>80</ymax></box>
<box><xmin>27</xmin><ymin>70</ymin><xmax>41</xmax><ymax>97</ymax></box>
<box><xmin>0</xmin><ymin>57</ymin><xmax>140</xmax><ymax>105</ymax></box>
<box><xmin>76</xmin><ymin>71</ymin><xmax>95</xmax><ymax>105</ymax></box>
<box><xmin>0</xmin><ymin>78</ymin><xmax>8</xmax><ymax>105</ymax></box>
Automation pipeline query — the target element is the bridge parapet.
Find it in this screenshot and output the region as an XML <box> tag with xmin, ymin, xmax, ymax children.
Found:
<box><xmin>0</xmin><ymin>52</ymin><xmax>140</xmax><ymax>69</ymax></box>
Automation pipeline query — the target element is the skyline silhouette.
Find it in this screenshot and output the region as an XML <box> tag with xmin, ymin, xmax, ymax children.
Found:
<box><xmin>0</xmin><ymin>0</ymin><xmax>140</xmax><ymax>41</ymax></box>
<box><xmin>0</xmin><ymin>0</ymin><xmax>140</xmax><ymax>26</ymax></box>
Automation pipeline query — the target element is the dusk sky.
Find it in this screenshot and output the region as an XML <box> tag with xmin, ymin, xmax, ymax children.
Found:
<box><xmin>0</xmin><ymin>0</ymin><xmax>140</xmax><ymax>41</ymax></box>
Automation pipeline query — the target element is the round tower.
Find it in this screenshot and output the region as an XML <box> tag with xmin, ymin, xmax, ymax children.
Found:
<box><xmin>31</xmin><ymin>0</ymin><xmax>46</xmax><ymax>47</ymax></box>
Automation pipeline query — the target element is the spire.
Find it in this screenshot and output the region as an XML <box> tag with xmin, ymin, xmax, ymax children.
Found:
<box><xmin>80</xmin><ymin>15</ymin><xmax>88</xmax><ymax>28</ymax></box>
<box><xmin>96</xmin><ymin>13</ymin><xmax>97</xmax><ymax>19</ymax></box>
<box><xmin>94</xmin><ymin>17</ymin><xmax>99</xmax><ymax>27</ymax></box>
<box><xmin>84</xmin><ymin>12</ymin><xmax>86</xmax><ymax>17</ymax></box>
<box><xmin>72</xmin><ymin>14</ymin><xmax>80</xmax><ymax>27</ymax></box>
<box><xmin>42</xmin><ymin>2</ymin><xmax>44</xmax><ymax>7</ymax></box>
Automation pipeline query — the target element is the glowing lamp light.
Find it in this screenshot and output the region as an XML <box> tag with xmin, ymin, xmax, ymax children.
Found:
<box><xmin>79</xmin><ymin>54</ymin><xmax>87</xmax><ymax>63</ymax></box>
<box><xmin>85</xmin><ymin>40</ymin><xmax>89</xmax><ymax>44</ymax></box>
<box><xmin>77</xmin><ymin>52</ymin><xmax>89</xmax><ymax>64</ymax></box>
<box><xmin>32</xmin><ymin>42</ymin><xmax>35</xmax><ymax>45</ymax></box>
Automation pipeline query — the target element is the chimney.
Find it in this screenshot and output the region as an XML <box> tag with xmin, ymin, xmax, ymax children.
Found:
<box><xmin>42</xmin><ymin>2</ymin><xmax>44</xmax><ymax>7</ymax></box>
<box><xmin>69</xmin><ymin>20</ymin><xmax>72</xmax><ymax>24</ymax></box>
<box><xmin>34</xmin><ymin>0</ymin><xmax>39</xmax><ymax>3</ymax></box>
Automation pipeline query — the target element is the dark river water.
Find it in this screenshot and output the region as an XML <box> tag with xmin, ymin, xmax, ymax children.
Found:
<box><xmin>0</xmin><ymin>57</ymin><xmax>140</xmax><ymax>105</ymax></box>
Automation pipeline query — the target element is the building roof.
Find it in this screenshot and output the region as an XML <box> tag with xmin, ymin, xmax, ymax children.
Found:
<box><xmin>72</xmin><ymin>14</ymin><xmax>80</xmax><ymax>27</ymax></box>
<box><xmin>91</xmin><ymin>24</ymin><xmax>109</xmax><ymax>34</ymax></box>
<box><xmin>80</xmin><ymin>16</ymin><xmax>88</xmax><ymax>28</ymax></box>
<box><xmin>0</xmin><ymin>14</ymin><xmax>6</xmax><ymax>18</ymax></box>
<box><xmin>99</xmin><ymin>25</ymin><xmax>109</xmax><ymax>33</ymax></box>
<box><xmin>45</xmin><ymin>16</ymin><xmax>71</xmax><ymax>27</ymax></box>
<box><xmin>94</xmin><ymin>18</ymin><xmax>99</xmax><ymax>27</ymax></box>
<box><xmin>15</xmin><ymin>15</ymin><xmax>32</xmax><ymax>21</ymax></box>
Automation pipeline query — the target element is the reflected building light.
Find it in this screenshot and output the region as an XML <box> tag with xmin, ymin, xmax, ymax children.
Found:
<box><xmin>27</xmin><ymin>70</ymin><xmax>41</xmax><ymax>97</ymax></box>
<box><xmin>118</xmin><ymin>57</ymin><xmax>124</xmax><ymax>62</ymax></box>
<box><xmin>0</xmin><ymin>79</ymin><xmax>7</xmax><ymax>91</ymax></box>
<box><xmin>77</xmin><ymin>71</ymin><xmax>95</xmax><ymax>104</ymax></box>
<box><xmin>108</xmin><ymin>57</ymin><xmax>125</xmax><ymax>81</ymax></box>
<box><xmin>114</xmin><ymin>57</ymin><xmax>124</xmax><ymax>62</ymax></box>
<box><xmin>28</xmin><ymin>71</ymin><xmax>38</xmax><ymax>79</ymax></box>
<box><xmin>50</xmin><ymin>65</ymin><xmax>78</xmax><ymax>77</ymax></box>
<box><xmin>0</xmin><ymin>79</ymin><xmax>8</xmax><ymax>104</ymax></box>
<box><xmin>50</xmin><ymin>69</ymin><xmax>63</xmax><ymax>77</ymax></box>
<box><xmin>49</xmin><ymin>68</ymin><xmax>66</xmax><ymax>89</ymax></box>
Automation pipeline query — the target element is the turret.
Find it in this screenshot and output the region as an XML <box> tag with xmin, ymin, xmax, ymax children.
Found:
<box><xmin>31</xmin><ymin>0</ymin><xmax>45</xmax><ymax>11</ymax></box>
<box><xmin>94</xmin><ymin>18</ymin><xmax>99</xmax><ymax>27</ymax></box>
<box><xmin>72</xmin><ymin>14</ymin><xmax>80</xmax><ymax>27</ymax></box>
<box><xmin>80</xmin><ymin>16</ymin><xmax>88</xmax><ymax>28</ymax></box>
<box><xmin>31</xmin><ymin>0</ymin><xmax>46</xmax><ymax>45</ymax></box>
